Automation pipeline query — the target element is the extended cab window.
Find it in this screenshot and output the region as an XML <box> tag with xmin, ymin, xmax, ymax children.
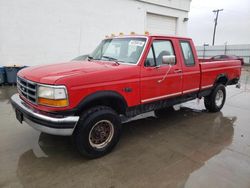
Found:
<box><xmin>145</xmin><ymin>40</ymin><xmax>175</xmax><ymax>67</ymax></box>
<box><xmin>180</xmin><ymin>41</ymin><xmax>195</xmax><ymax>66</ymax></box>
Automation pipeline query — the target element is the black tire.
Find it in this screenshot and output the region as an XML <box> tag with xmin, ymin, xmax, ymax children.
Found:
<box><xmin>73</xmin><ymin>106</ymin><xmax>121</xmax><ymax>159</ymax></box>
<box><xmin>204</xmin><ymin>84</ymin><xmax>226</xmax><ymax>112</ymax></box>
<box><xmin>154</xmin><ymin>106</ymin><xmax>175</xmax><ymax>118</ymax></box>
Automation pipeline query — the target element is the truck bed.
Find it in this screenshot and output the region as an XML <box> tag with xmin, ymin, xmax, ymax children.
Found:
<box><xmin>199</xmin><ymin>59</ymin><xmax>242</xmax><ymax>90</ymax></box>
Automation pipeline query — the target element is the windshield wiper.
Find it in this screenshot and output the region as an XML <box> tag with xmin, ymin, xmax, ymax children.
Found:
<box><xmin>101</xmin><ymin>56</ymin><xmax>122</xmax><ymax>65</ymax></box>
<box><xmin>102</xmin><ymin>56</ymin><xmax>118</xmax><ymax>61</ymax></box>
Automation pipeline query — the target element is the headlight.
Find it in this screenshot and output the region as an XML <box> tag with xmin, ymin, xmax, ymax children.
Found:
<box><xmin>37</xmin><ymin>85</ymin><xmax>68</xmax><ymax>107</ymax></box>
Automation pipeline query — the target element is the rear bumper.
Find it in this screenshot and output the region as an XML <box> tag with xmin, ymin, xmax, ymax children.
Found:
<box><xmin>11</xmin><ymin>93</ymin><xmax>79</xmax><ymax>136</ymax></box>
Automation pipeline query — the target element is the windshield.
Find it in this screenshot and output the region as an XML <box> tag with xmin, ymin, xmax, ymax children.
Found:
<box><xmin>90</xmin><ymin>37</ymin><xmax>146</xmax><ymax>64</ymax></box>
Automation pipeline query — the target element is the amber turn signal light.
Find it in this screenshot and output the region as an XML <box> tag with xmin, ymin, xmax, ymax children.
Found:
<box><xmin>38</xmin><ymin>98</ymin><xmax>68</xmax><ymax>107</ymax></box>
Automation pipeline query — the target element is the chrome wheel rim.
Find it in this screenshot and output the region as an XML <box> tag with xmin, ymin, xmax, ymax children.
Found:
<box><xmin>215</xmin><ymin>90</ymin><xmax>224</xmax><ymax>107</ymax></box>
<box><xmin>89</xmin><ymin>120</ymin><xmax>114</xmax><ymax>149</ymax></box>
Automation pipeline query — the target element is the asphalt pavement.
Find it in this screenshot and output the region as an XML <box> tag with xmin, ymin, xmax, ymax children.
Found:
<box><xmin>0</xmin><ymin>67</ymin><xmax>250</xmax><ymax>188</ymax></box>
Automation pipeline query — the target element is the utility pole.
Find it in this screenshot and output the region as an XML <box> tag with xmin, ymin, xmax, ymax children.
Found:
<box><xmin>212</xmin><ymin>9</ymin><xmax>223</xmax><ymax>46</ymax></box>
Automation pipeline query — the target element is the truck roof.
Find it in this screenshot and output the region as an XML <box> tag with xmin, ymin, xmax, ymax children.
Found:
<box><xmin>109</xmin><ymin>34</ymin><xmax>192</xmax><ymax>40</ymax></box>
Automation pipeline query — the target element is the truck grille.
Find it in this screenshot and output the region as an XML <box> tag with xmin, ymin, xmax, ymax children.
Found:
<box><xmin>17</xmin><ymin>76</ymin><xmax>37</xmax><ymax>103</ymax></box>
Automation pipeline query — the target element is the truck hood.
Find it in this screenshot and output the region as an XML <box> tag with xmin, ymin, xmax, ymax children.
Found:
<box><xmin>18</xmin><ymin>60</ymin><xmax>128</xmax><ymax>84</ymax></box>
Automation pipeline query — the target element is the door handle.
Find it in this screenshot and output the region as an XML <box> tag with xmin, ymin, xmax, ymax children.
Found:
<box><xmin>174</xmin><ymin>69</ymin><xmax>182</xmax><ymax>73</ymax></box>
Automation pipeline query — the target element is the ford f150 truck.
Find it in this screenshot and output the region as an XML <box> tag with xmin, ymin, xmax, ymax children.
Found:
<box><xmin>11</xmin><ymin>35</ymin><xmax>242</xmax><ymax>158</ymax></box>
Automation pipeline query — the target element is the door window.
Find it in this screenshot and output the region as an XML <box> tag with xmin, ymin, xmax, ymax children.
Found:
<box><xmin>153</xmin><ymin>41</ymin><xmax>174</xmax><ymax>66</ymax></box>
<box><xmin>145</xmin><ymin>40</ymin><xmax>175</xmax><ymax>67</ymax></box>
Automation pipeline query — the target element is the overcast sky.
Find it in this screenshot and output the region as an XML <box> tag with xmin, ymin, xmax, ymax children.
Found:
<box><xmin>187</xmin><ymin>0</ymin><xmax>250</xmax><ymax>46</ymax></box>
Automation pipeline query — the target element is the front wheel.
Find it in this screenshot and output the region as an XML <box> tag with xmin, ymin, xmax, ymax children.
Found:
<box><xmin>73</xmin><ymin>106</ymin><xmax>121</xmax><ymax>159</ymax></box>
<box><xmin>204</xmin><ymin>84</ymin><xmax>226</xmax><ymax>112</ymax></box>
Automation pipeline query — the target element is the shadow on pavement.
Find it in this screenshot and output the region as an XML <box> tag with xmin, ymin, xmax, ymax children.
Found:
<box><xmin>16</xmin><ymin>107</ymin><xmax>236</xmax><ymax>187</ymax></box>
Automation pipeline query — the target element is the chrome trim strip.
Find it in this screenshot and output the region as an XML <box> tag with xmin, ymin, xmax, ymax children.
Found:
<box><xmin>201</xmin><ymin>84</ymin><xmax>213</xmax><ymax>89</ymax></box>
<box><xmin>141</xmin><ymin>88</ymin><xmax>201</xmax><ymax>103</ymax></box>
<box><xmin>183</xmin><ymin>88</ymin><xmax>199</xmax><ymax>94</ymax></box>
<box><xmin>201</xmin><ymin>61</ymin><xmax>241</xmax><ymax>64</ymax></box>
<box><xmin>141</xmin><ymin>92</ymin><xmax>182</xmax><ymax>103</ymax></box>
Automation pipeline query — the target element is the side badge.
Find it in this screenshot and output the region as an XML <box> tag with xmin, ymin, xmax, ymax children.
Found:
<box><xmin>123</xmin><ymin>87</ymin><xmax>132</xmax><ymax>93</ymax></box>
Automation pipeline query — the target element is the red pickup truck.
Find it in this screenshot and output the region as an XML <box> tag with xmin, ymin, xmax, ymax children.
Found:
<box><xmin>11</xmin><ymin>35</ymin><xmax>242</xmax><ymax>158</ymax></box>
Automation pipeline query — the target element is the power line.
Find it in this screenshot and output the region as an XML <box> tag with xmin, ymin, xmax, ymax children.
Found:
<box><xmin>212</xmin><ymin>9</ymin><xmax>224</xmax><ymax>46</ymax></box>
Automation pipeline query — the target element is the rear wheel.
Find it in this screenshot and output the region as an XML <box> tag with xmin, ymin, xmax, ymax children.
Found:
<box><xmin>73</xmin><ymin>106</ymin><xmax>121</xmax><ymax>159</ymax></box>
<box><xmin>204</xmin><ymin>84</ymin><xmax>226</xmax><ymax>112</ymax></box>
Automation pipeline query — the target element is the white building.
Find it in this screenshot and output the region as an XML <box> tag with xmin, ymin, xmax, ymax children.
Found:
<box><xmin>0</xmin><ymin>0</ymin><xmax>191</xmax><ymax>66</ymax></box>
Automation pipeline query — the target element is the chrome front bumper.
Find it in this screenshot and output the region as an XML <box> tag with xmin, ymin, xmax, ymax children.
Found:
<box><xmin>11</xmin><ymin>93</ymin><xmax>79</xmax><ymax>136</ymax></box>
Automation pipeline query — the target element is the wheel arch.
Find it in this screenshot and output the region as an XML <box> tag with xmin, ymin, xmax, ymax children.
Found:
<box><xmin>75</xmin><ymin>90</ymin><xmax>128</xmax><ymax>115</ymax></box>
<box><xmin>214</xmin><ymin>74</ymin><xmax>229</xmax><ymax>86</ymax></box>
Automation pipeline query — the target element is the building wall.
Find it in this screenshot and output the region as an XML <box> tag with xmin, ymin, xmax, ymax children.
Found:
<box><xmin>137</xmin><ymin>0</ymin><xmax>191</xmax><ymax>11</ymax></box>
<box><xmin>0</xmin><ymin>0</ymin><xmax>191</xmax><ymax>66</ymax></box>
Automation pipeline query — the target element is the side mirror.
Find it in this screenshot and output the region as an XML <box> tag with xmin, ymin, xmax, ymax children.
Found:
<box><xmin>162</xmin><ymin>55</ymin><xmax>176</xmax><ymax>66</ymax></box>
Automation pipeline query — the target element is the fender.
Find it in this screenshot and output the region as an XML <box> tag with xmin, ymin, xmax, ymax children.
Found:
<box><xmin>76</xmin><ymin>90</ymin><xmax>128</xmax><ymax>114</ymax></box>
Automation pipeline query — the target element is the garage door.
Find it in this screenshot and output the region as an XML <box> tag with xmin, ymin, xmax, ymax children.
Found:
<box><xmin>146</xmin><ymin>13</ymin><xmax>177</xmax><ymax>35</ymax></box>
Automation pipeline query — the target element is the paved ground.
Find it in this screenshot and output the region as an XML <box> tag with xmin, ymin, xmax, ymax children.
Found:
<box><xmin>1</xmin><ymin>68</ymin><xmax>250</xmax><ymax>188</ymax></box>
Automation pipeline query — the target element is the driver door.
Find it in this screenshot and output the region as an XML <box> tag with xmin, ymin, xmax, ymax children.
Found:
<box><xmin>140</xmin><ymin>38</ymin><xmax>182</xmax><ymax>104</ymax></box>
